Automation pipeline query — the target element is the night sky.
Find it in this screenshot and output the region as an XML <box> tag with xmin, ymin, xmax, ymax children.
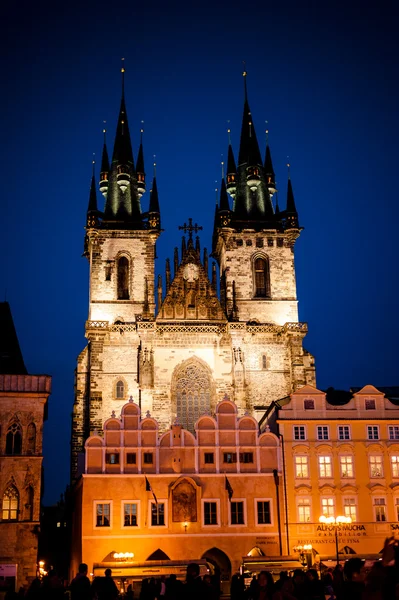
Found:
<box><xmin>2</xmin><ymin>1</ymin><xmax>398</xmax><ymax>505</ymax></box>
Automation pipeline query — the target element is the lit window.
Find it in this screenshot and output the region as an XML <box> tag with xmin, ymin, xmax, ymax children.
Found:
<box><xmin>295</xmin><ymin>456</ymin><xmax>309</xmax><ymax>478</ymax></box>
<box><xmin>106</xmin><ymin>453</ymin><xmax>119</xmax><ymax>465</ymax></box>
<box><xmin>204</xmin><ymin>453</ymin><xmax>214</xmax><ymax>464</ymax></box>
<box><xmin>124</xmin><ymin>503</ymin><xmax>138</xmax><ymax>527</ymax></box>
<box><xmin>319</xmin><ymin>456</ymin><xmax>332</xmax><ymax>478</ymax></box>
<box><xmin>317</xmin><ymin>426</ymin><xmax>329</xmax><ymax>441</ymax></box>
<box><xmin>321</xmin><ymin>497</ymin><xmax>335</xmax><ymax>517</ymax></box>
<box><xmin>374</xmin><ymin>498</ymin><xmax>386</xmax><ymax>522</ymax></box>
<box><xmin>365</xmin><ymin>399</ymin><xmax>376</xmax><ymax>410</ymax></box>
<box><xmin>343</xmin><ymin>497</ymin><xmax>357</xmax><ymax>521</ymax></box>
<box><xmin>338</xmin><ymin>426</ymin><xmax>350</xmax><ymax>440</ymax></box>
<box><xmin>96</xmin><ymin>503</ymin><xmax>110</xmax><ymax>527</ymax></box>
<box><xmin>388</xmin><ymin>426</ymin><xmax>399</xmax><ymax>440</ymax></box>
<box><xmin>369</xmin><ymin>455</ymin><xmax>383</xmax><ymax>477</ymax></box>
<box><xmin>367</xmin><ymin>426</ymin><xmax>379</xmax><ymax>440</ymax></box>
<box><xmin>257</xmin><ymin>501</ymin><xmax>271</xmax><ymax>525</ymax></box>
<box><xmin>391</xmin><ymin>456</ymin><xmax>399</xmax><ymax>478</ymax></box>
<box><xmin>151</xmin><ymin>503</ymin><xmax>165</xmax><ymax>526</ymax></box>
<box><xmin>204</xmin><ymin>502</ymin><xmax>218</xmax><ymax>525</ymax></box>
<box><xmin>254</xmin><ymin>257</ymin><xmax>270</xmax><ymax>298</ymax></box>
<box><xmin>231</xmin><ymin>501</ymin><xmax>245</xmax><ymax>525</ymax></box>
<box><xmin>224</xmin><ymin>453</ymin><xmax>237</xmax><ymax>464</ymax></box>
<box><xmin>304</xmin><ymin>399</ymin><xmax>314</xmax><ymax>410</ymax></box>
<box><xmin>297</xmin><ymin>498</ymin><xmax>311</xmax><ymax>523</ymax></box>
<box><xmin>340</xmin><ymin>455</ymin><xmax>354</xmax><ymax>478</ymax></box>
<box><xmin>2</xmin><ymin>486</ymin><xmax>19</xmax><ymax>521</ymax></box>
<box><xmin>116</xmin><ymin>380</ymin><xmax>125</xmax><ymax>399</ymax></box>
<box><xmin>240</xmin><ymin>452</ymin><xmax>253</xmax><ymax>464</ymax></box>
<box><xmin>294</xmin><ymin>426</ymin><xmax>306</xmax><ymax>441</ymax></box>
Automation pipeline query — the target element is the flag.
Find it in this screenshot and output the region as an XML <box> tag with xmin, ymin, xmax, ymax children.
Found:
<box><xmin>225</xmin><ymin>476</ymin><xmax>233</xmax><ymax>501</ymax></box>
<box><xmin>145</xmin><ymin>476</ymin><xmax>158</xmax><ymax>504</ymax></box>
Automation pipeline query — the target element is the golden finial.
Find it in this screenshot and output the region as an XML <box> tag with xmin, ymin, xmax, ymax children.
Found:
<box><xmin>287</xmin><ymin>157</ymin><xmax>291</xmax><ymax>178</ymax></box>
<box><xmin>121</xmin><ymin>57</ymin><xmax>125</xmax><ymax>73</ymax></box>
<box><xmin>221</xmin><ymin>158</ymin><xmax>225</xmax><ymax>179</ymax></box>
<box><xmin>265</xmin><ymin>120</ymin><xmax>269</xmax><ymax>143</ymax></box>
<box><xmin>153</xmin><ymin>155</ymin><xmax>156</xmax><ymax>177</ymax></box>
<box><xmin>227</xmin><ymin>120</ymin><xmax>232</xmax><ymax>145</ymax></box>
<box><xmin>242</xmin><ymin>60</ymin><xmax>247</xmax><ymax>77</ymax></box>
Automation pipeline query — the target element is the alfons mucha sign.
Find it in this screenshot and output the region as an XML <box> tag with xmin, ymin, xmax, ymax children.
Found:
<box><xmin>297</xmin><ymin>523</ymin><xmax>368</xmax><ymax>546</ymax></box>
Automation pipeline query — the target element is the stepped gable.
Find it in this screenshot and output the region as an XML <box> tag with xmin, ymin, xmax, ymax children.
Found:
<box><xmin>157</xmin><ymin>240</ymin><xmax>226</xmax><ymax>321</ymax></box>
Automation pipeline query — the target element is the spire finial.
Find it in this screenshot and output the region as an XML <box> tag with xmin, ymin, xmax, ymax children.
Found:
<box><xmin>242</xmin><ymin>61</ymin><xmax>248</xmax><ymax>102</ymax></box>
<box><xmin>215</xmin><ymin>181</ymin><xmax>218</xmax><ymax>205</ymax></box>
<box><xmin>287</xmin><ymin>157</ymin><xmax>291</xmax><ymax>179</ymax></box>
<box><xmin>221</xmin><ymin>158</ymin><xmax>224</xmax><ymax>179</ymax></box>
<box><xmin>227</xmin><ymin>120</ymin><xmax>232</xmax><ymax>145</ymax></box>
<box><xmin>121</xmin><ymin>57</ymin><xmax>125</xmax><ymax>98</ymax></box>
<box><xmin>103</xmin><ymin>120</ymin><xmax>107</xmax><ymax>142</ymax></box>
<box><xmin>265</xmin><ymin>120</ymin><xmax>269</xmax><ymax>144</ymax></box>
<box><xmin>140</xmin><ymin>120</ymin><xmax>144</xmax><ymax>142</ymax></box>
<box><xmin>153</xmin><ymin>155</ymin><xmax>156</xmax><ymax>177</ymax></box>
<box><xmin>92</xmin><ymin>154</ymin><xmax>95</xmax><ymax>176</ymax></box>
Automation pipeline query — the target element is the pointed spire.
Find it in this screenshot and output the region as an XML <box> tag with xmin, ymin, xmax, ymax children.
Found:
<box><xmin>136</xmin><ymin>126</ymin><xmax>146</xmax><ymax>198</ymax></box>
<box><xmin>148</xmin><ymin>161</ymin><xmax>161</xmax><ymax>230</ymax></box>
<box><xmin>211</xmin><ymin>263</ymin><xmax>217</xmax><ymax>290</ymax></box>
<box><xmin>226</xmin><ymin>127</ymin><xmax>237</xmax><ymax>199</ymax></box>
<box><xmin>166</xmin><ymin>258</ymin><xmax>171</xmax><ymax>292</ymax></box>
<box><xmin>219</xmin><ymin>177</ymin><xmax>230</xmax><ymax>212</ymax></box>
<box><xmin>99</xmin><ymin>125</ymin><xmax>110</xmax><ymax>199</ymax></box>
<box><xmin>264</xmin><ymin>124</ymin><xmax>276</xmax><ymax>196</ymax></box>
<box><xmin>285</xmin><ymin>164</ymin><xmax>299</xmax><ymax>229</ymax></box>
<box><xmin>157</xmin><ymin>274</ymin><xmax>163</xmax><ymax>309</ymax></box>
<box><xmin>238</xmin><ymin>70</ymin><xmax>262</xmax><ymax>167</ymax></box>
<box><xmin>203</xmin><ymin>248</ymin><xmax>208</xmax><ymax>274</ymax></box>
<box><xmin>195</xmin><ymin>236</ymin><xmax>200</xmax><ymax>255</ymax></box>
<box><xmin>87</xmin><ymin>161</ymin><xmax>99</xmax><ymax>229</ymax></box>
<box><xmin>174</xmin><ymin>247</ymin><xmax>179</xmax><ymax>277</ymax></box>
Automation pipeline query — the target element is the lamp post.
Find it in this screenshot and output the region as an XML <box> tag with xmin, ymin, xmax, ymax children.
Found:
<box><xmin>319</xmin><ymin>515</ymin><xmax>352</xmax><ymax>566</ymax></box>
<box><xmin>293</xmin><ymin>544</ymin><xmax>313</xmax><ymax>569</ymax></box>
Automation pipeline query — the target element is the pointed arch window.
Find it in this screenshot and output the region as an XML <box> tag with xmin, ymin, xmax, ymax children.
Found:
<box><xmin>6</xmin><ymin>422</ymin><xmax>22</xmax><ymax>455</ymax></box>
<box><xmin>116</xmin><ymin>380</ymin><xmax>125</xmax><ymax>399</ymax></box>
<box><xmin>254</xmin><ymin>257</ymin><xmax>270</xmax><ymax>298</ymax></box>
<box><xmin>27</xmin><ymin>423</ymin><xmax>36</xmax><ymax>454</ymax></box>
<box><xmin>2</xmin><ymin>486</ymin><xmax>19</xmax><ymax>520</ymax></box>
<box><xmin>117</xmin><ymin>256</ymin><xmax>130</xmax><ymax>300</ymax></box>
<box><xmin>175</xmin><ymin>362</ymin><xmax>211</xmax><ymax>433</ymax></box>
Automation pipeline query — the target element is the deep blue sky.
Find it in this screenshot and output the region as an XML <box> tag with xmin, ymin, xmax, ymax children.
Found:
<box><xmin>1</xmin><ymin>1</ymin><xmax>398</xmax><ymax>505</ymax></box>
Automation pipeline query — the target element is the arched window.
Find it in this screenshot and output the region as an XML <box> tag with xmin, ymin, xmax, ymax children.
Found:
<box><xmin>6</xmin><ymin>422</ymin><xmax>22</xmax><ymax>455</ymax></box>
<box><xmin>175</xmin><ymin>362</ymin><xmax>211</xmax><ymax>433</ymax></box>
<box><xmin>117</xmin><ymin>256</ymin><xmax>130</xmax><ymax>300</ymax></box>
<box><xmin>261</xmin><ymin>354</ymin><xmax>270</xmax><ymax>370</ymax></box>
<box><xmin>27</xmin><ymin>423</ymin><xmax>36</xmax><ymax>454</ymax></box>
<box><xmin>116</xmin><ymin>380</ymin><xmax>125</xmax><ymax>399</ymax></box>
<box><xmin>254</xmin><ymin>257</ymin><xmax>270</xmax><ymax>298</ymax></box>
<box><xmin>2</xmin><ymin>486</ymin><xmax>19</xmax><ymax>521</ymax></box>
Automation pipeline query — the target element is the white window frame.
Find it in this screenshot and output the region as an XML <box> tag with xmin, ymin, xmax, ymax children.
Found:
<box><xmin>121</xmin><ymin>500</ymin><xmax>140</xmax><ymax>529</ymax></box>
<box><xmin>293</xmin><ymin>425</ymin><xmax>306</xmax><ymax>441</ymax></box>
<box><xmin>369</xmin><ymin>455</ymin><xmax>384</xmax><ymax>478</ymax></box>
<box><xmin>318</xmin><ymin>455</ymin><xmax>333</xmax><ymax>478</ymax></box>
<box><xmin>337</xmin><ymin>425</ymin><xmax>351</xmax><ymax>441</ymax></box>
<box><xmin>317</xmin><ymin>425</ymin><xmax>329</xmax><ymax>441</ymax></box>
<box><xmin>373</xmin><ymin>497</ymin><xmax>387</xmax><ymax>522</ymax></box>
<box><xmin>388</xmin><ymin>426</ymin><xmax>399</xmax><ymax>441</ymax></box>
<box><xmin>229</xmin><ymin>498</ymin><xmax>247</xmax><ymax>527</ymax></box>
<box><xmin>294</xmin><ymin>455</ymin><xmax>309</xmax><ymax>478</ymax></box>
<box><xmin>367</xmin><ymin>425</ymin><xmax>380</xmax><ymax>440</ymax></box>
<box><xmin>201</xmin><ymin>498</ymin><xmax>220</xmax><ymax>527</ymax></box>
<box><xmin>340</xmin><ymin>455</ymin><xmax>354</xmax><ymax>478</ymax></box>
<box><xmin>343</xmin><ymin>496</ymin><xmax>357</xmax><ymax>521</ymax></box>
<box><xmin>321</xmin><ymin>497</ymin><xmax>335</xmax><ymax>517</ymax></box>
<box><xmin>94</xmin><ymin>500</ymin><xmax>113</xmax><ymax>529</ymax></box>
<box><xmin>391</xmin><ymin>455</ymin><xmax>399</xmax><ymax>478</ymax></box>
<box><xmin>296</xmin><ymin>497</ymin><xmax>311</xmax><ymax>523</ymax></box>
<box><xmin>148</xmin><ymin>499</ymin><xmax>168</xmax><ymax>529</ymax></box>
<box><xmin>254</xmin><ymin>498</ymin><xmax>273</xmax><ymax>527</ymax></box>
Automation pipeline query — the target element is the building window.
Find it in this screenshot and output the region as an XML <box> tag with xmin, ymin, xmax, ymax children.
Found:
<box><xmin>126</xmin><ymin>453</ymin><xmax>136</xmax><ymax>464</ymax></box>
<box><xmin>116</xmin><ymin>380</ymin><xmax>125</xmax><ymax>399</ymax></box>
<box><xmin>367</xmin><ymin>426</ymin><xmax>379</xmax><ymax>440</ymax></box>
<box><xmin>338</xmin><ymin>426</ymin><xmax>350</xmax><ymax>441</ymax></box>
<box><xmin>267</xmin><ymin>238</ymin><xmax>274</xmax><ymax>247</ymax></box>
<box><xmin>277</xmin><ymin>238</ymin><xmax>284</xmax><ymax>247</ymax></box>
<box><xmin>117</xmin><ymin>256</ymin><xmax>130</xmax><ymax>300</ymax></box>
<box><xmin>204</xmin><ymin>453</ymin><xmax>214</xmax><ymax>464</ymax></box>
<box><xmin>224</xmin><ymin>453</ymin><xmax>237</xmax><ymax>464</ymax></box>
<box><xmin>340</xmin><ymin>455</ymin><xmax>354</xmax><ymax>478</ymax></box>
<box><xmin>304</xmin><ymin>399</ymin><xmax>314</xmax><ymax>410</ymax></box>
<box><xmin>297</xmin><ymin>498</ymin><xmax>311</xmax><ymax>523</ymax></box>
<box><xmin>204</xmin><ymin>502</ymin><xmax>218</xmax><ymax>525</ymax></box>
<box><xmin>240</xmin><ymin>452</ymin><xmax>253</xmax><ymax>464</ymax></box>
<box><xmin>6</xmin><ymin>422</ymin><xmax>22</xmax><ymax>455</ymax></box>
<box><xmin>319</xmin><ymin>456</ymin><xmax>332</xmax><ymax>478</ymax></box>
<box><xmin>105</xmin><ymin>453</ymin><xmax>119</xmax><ymax>465</ymax></box>
<box><xmin>236</xmin><ymin>239</ymin><xmax>243</xmax><ymax>247</ymax></box>
<box><xmin>2</xmin><ymin>486</ymin><xmax>19</xmax><ymax>521</ymax></box>
<box><xmin>293</xmin><ymin>426</ymin><xmax>306</xmax><ymax>441</ymax></box>
<box><xmin>253</xmin><ymin>257</ymin><xmax>271</xmax><ymax>298</ymax></box>
<box><xmin>27</xmin><ymin>423</ymin><xmax>36</xmax><ymax>454</ymax></box>
<box><xmin>365</xmin><ymin>399</ymin><xmax>376</xmax><ymax>410</ymax></box>
<box><xmin>261</xmin><ymin>354</ymin><xmax>270</xmax><ymax>370</ymax></box>
<box><xmin>317</xmin><ymin>426</ymin><xmax>329</xmax><ymax>441</ymax></box>
<box><xmin>124</xmin><ymin>503</ymin><xmax>138</xmax><ymax>526</ymax></box>
<box><xmin>321</xmin><ymin>497</ymin><xmax>335</xmax><ymax>517</ymax></box>
<box><xmin>388</xmin><ymin>426</ymin><xmax>399</xmax><ymax>440</ymax></box>
<box><xmin>151</xmin><ymin>503</ymin><xmax>165</xmax><ymax>526</ymax></box>
<box><xmin>343</xmin><ymin>497</ymin><xmax>357</xmax><ymax>521</ymax></box>
<box><xmin>257</xmin><ymin>501</ymin><xmax>271</xmax><ymax>525</ymax></box>
<box><xmin>369</xmin><ymin>455</ymin><xmax>383</xmax><ymax>477</ymax></box>
<box><xmin>391</xmin><ymin>456</ymin><xmax>399</xmax><ymax>478</ymax></box>
<box><xmin>256</xmin><ymin>238</ymin><xmax>264</xmax><ymax>248</ymax></box>
<box><xmin>143</xmin><ymin>453</ymin><xmax>153</xmax><ymax>465</ymax></box>
<box><xmin>374</xmin><ymin>498</ymin><xmax>386</xmax><ymax>522</ymax></box>
<box><xmin>96</xmin><ymin>503</ymin><xmax>110</xmax><ymax>527</ymax></box>
<box><xmin>231</xmin><ymin>501</ymin><xmax>245</xmax><ymax>525</ymax></box>
<box><xmin>295</xmin><ymin>456</ymin><xmax>309</xmax><ymax>478</ymax></box>
<box><xmin>175</xmin><ymin>361</ymin><xmax>211</xmax><ymax>433</ymax></box>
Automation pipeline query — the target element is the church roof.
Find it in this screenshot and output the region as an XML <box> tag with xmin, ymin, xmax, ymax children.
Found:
<box><xmin>0</xmin><ymin>302</ymin><xmax>27</xmax><ymax>374</ymax></box>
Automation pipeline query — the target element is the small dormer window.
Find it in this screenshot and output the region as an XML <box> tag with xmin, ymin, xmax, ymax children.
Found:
<box><xmin>304</xmin><ymin>399</ymin><xmax>314</xmax><ymax>410</ymax></box>
<box><xmin>365</xmin><ymin>399</ymin><xmax>376</xmax><ymax>410</ymax></box>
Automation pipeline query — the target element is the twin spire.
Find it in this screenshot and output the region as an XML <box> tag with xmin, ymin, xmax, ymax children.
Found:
<box><xmin>86</xmin><ymin>63</ymin><xmax>160</xmax><ymax>233</ymax></box>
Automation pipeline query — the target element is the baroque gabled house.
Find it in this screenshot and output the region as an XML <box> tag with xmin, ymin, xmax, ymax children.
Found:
<box><xmin>70</xmin><ymin>70</ymin><xmax>317</xmax><ymax>584</ymax></box>
<box><xmin>0</xmin><ymin>303</ymin><xmax>51</xmax><ymax>592</ymax></box>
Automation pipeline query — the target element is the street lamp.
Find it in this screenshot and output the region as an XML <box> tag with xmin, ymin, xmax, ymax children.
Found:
<box><xmin>319</xmin><ymin>515</ymin><xmax>352</xmax><ymax>566</ymax></box>
<box><xmin>293</xmin><ymin>544</ymin><xmax>313</xmax><ymax>569</ymax></box>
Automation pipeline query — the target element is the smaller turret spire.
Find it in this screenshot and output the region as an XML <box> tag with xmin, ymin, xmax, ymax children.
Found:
<box><xmin>148</xmin><ymin>162</ymin><xmax>161</xmax><ymax>230</ymax></box>
<box><xmin>87</xmin><ymin>160</ymin><xmax>100</xmax><ymax>228</ymax></box>
<box><xmin>121</xmin><ymin>57</ymin><xmax>125</xmax><ymax>99</ymax></box>
<box><xmin>226</xmin><ymin>127</ymin><xmax>237</xmax><ymax>198</ymax></box>
<box><xmin>264</xmin><ymin>123</ymin><xmax>276</xmax><ymax>196</ymax></box>
<box><xmin>136</xmin><ymin>125</ymin><xmax>146</xmax><ymax>198</ymax></box>
<box><xmin>285</xmin><ymin>163</ymin><xmax>299</xmax><ymax>229</ymax></box>
<box><xmin>99</xmin><ymin>124</ymin><xmax>110</xmax><ymax>199</ymax></box>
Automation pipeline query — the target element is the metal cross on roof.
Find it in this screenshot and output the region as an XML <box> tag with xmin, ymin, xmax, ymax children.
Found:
<box><xmin>178</xmin><ymin>218</ymin><xmax>203</xmax><ymax>240</ymax></box>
